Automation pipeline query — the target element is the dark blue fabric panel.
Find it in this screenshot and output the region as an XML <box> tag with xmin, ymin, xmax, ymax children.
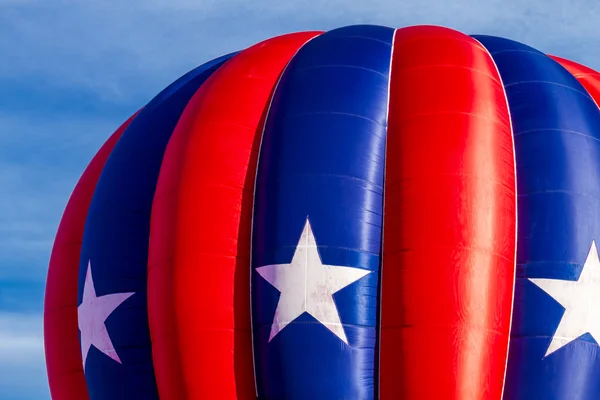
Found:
<box><xmin>475</xmin><ymin>34</ymin><xmax>600</xmax><ymax>400</ymax></box>
<box><xmin>77</xmin><ymin>53</ymin><xmax>234</xmax><ymax>399</ymax></box>
<box><xmin>251</xmin><ymin>25</ymin><xmax>393</xmax><ymax>400</ymax></box>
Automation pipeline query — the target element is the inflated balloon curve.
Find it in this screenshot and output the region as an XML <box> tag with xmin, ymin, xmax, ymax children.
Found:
<box><xmin>44</xmin><ymin>25</ymin><xmax>600</xmax><ymax>400</ymax></box>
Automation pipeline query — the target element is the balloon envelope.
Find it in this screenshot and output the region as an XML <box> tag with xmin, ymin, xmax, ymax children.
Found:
<box><xmin>44</xmin><ymin>24</ymin><xmax>600</xmax><ymax>400</ymax></box>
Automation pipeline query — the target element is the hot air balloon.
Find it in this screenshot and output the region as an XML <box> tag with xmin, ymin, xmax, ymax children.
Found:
<box><xmin>43</xmin><ymin>24</ymin><xmax>600</xmax><ymax>399</ymax></box>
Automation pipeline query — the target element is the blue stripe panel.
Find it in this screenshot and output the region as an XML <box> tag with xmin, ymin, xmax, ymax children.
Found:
<box><xmin>77</xmin><ymin>53</ymin><xmax>234</xmax><ymax>399</ymax></box>
<box><xmin>474</xmin><ymin>35</ymin><xmax>600</xmax><ymax>399</ymax></box>
<box><xmin>251</xmin><ymin>25</ymin><xmax>393</xmax><ymax>400</ymax></box>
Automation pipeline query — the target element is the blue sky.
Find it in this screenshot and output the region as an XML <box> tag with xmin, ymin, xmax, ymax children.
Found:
<box><xmin>1</xmin><ymin>0</ymin><xmax>599</xmax><ymax>398</ymax></box>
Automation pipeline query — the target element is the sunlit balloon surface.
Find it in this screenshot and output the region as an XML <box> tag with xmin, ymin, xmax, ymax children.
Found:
<box><xmin>44</xmin><ymin>24</ymin><xmax>600</xmax><ymax>400</ymax></box>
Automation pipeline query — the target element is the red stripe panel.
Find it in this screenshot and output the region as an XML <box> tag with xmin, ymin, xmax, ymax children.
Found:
<box><xmin>380</xmin><ymin>26</ymin><xmax>516</xmax><ymax>399</ymax></box>
<box><xmin>551</xmin><ymin>55</ymin><xmax>600</xmax><ymax>105</ymax></box>
<box><xmin>148</xmin><ymin>31</ymin><xmax>321</xmax><ymax>400</ymax></box>
<box><xmin>43</xmin><ymin>112</ymin><xmax>137</xmax><ymax>400</ymax></box>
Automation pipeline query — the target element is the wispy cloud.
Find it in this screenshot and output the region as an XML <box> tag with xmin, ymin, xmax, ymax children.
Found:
<box><xmin>0</xmin><ymin>113</ymin><xmax>120</xmax><ymax>278</ymax></box>
<box><xmin>2</xmin><ymin>0</ymin><xmax>599</xmax><ymax>103</ymax></box>
<box><xmin>0</xmin><ymin>312</ymin><xmax>48</xmax><ymax>399</ymax></box>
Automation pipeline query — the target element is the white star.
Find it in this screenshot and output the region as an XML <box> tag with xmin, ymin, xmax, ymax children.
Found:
<box><xmin>529</xmin><ymin>240</ymin><xmax>600</xmax><ymax>357</ymax></box>
<box><xmin>78</xmin><ymin>261</ymin><xmax>135</xmax><ymax>370</ymax></box>
<box><xmin>256</xmin><ymin>218</ymin><xmax>371</xmax><ymax>344</ymax></box>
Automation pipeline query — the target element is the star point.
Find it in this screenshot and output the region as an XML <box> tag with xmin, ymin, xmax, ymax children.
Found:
<box><xmin>256</xmin><ymin>218</ymin><xmax>370</xmax><ymax>344</ymax></box>
<box><xmin>78</xmin><ymin>261</ymin><xmax>134</xmax><ymax>370</ymax></box>
<box><xmin>529</xmin><ymin>240</ymin><xmax>600</xmax><ymax>357</ymax></box>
